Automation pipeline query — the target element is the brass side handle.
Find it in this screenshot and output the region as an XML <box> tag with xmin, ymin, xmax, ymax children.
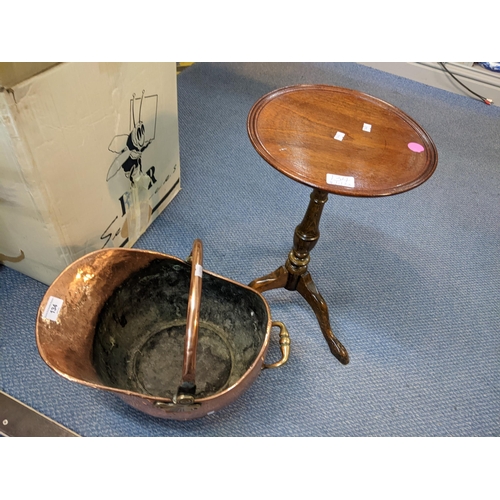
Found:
<box><xmin>263</xmin><ymin>321</ymin><xmax>291</xmax><ymax>369</ymax></box>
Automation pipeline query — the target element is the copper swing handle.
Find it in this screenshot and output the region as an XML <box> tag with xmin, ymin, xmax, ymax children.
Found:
<box><xmin>176</xmin><ymin>239</ymin><xmax>203</xmax><ymax>403</ymax></box>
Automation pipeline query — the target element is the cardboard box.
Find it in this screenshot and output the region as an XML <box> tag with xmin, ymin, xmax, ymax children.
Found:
<box><xmin>0</xmin><ymin>62</ymin><xmax>181</xmax><ymax>285</ymax></box>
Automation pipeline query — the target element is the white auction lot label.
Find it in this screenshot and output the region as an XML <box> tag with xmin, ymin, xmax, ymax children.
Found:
<box><xmin>326</xmin><ymin>173</ymin><xmax>355</xmax><ymax>188</ymax></box>
<box><xmin>42</xmin><ymin>296</ymin><xmax>64</xmax><ymax>321</ymax></box>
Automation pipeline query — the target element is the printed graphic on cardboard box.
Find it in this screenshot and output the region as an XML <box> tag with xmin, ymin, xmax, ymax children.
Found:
<box><xmin>106</xmin><ymin>90</ymin><xmax>156</xmax><ymax>185</ymax></box>
<box><xmin>0</xmin><ymin>250</ymin><xmax>25</xmax><ymax>263</ymax></box>
<box><xmin>100</xmin><ymin>89</ymin><xmax>178</xmax><ymax>250</ymax></box>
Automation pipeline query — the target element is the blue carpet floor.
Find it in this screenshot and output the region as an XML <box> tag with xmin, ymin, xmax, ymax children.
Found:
<box><xmin>1</xmin><ymin>62</ymin><xmax>499</xmax><ymax>436</ymax></box>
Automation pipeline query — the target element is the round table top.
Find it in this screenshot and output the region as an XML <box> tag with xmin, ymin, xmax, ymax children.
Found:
<box><xmin>247</xmin><ymin>85</ymin><xmax>438</xmax><ymax>197</ymax></box>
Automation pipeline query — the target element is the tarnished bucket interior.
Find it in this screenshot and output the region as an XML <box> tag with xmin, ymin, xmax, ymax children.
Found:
<box><xmin>36</xmin><ymin>243</ymin><xmax>291</xmax><ymax>419</ymax></box>
<box><xmin>93</xmin><ymin>256</ymin><xmax>269</xmax><ymax>399</ymax></box>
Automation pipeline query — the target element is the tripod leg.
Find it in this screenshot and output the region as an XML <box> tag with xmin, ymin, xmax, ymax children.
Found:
<box><xmin>296</xmin><ymin>272</ymin><xmax>349</xmax><ymax>364</ymax></box>
<box><xmin>249</xmin><ymin>265</ymin><xmax>288</xmax><ymax>293</ymax></box>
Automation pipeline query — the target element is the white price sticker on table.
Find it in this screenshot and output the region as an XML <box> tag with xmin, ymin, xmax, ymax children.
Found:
<box><xmin>326</xmin><ymin>173</ymin><xmax>355</xmax><ymax>188</ymax></box>
<box><xmin>42</xmin><ymin>296</ymin><xmax>64</xmax><ymax>322</ymax></box>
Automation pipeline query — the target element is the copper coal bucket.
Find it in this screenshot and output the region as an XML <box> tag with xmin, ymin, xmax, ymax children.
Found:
<box><xmin>35</xmin><ymin>240</ymin><xmax>290</xmax><ymax>420</ymax></box>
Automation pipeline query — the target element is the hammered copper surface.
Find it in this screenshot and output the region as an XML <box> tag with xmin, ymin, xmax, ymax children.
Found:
<box><xmin>36</xmin><ymin>249</ymin><xmax>161</xmax><ymax>386</ymax></box>
<box><xmin>36</xmin><ymin>247</ymin><xmax>288</xmax><ymax>420</ymax></box>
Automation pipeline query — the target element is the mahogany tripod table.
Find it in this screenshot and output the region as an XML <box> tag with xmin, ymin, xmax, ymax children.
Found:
<box><xmin>247</xmin><ymin>85</ymin><xmax>438</xmax><ymax>364</ymax></box>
